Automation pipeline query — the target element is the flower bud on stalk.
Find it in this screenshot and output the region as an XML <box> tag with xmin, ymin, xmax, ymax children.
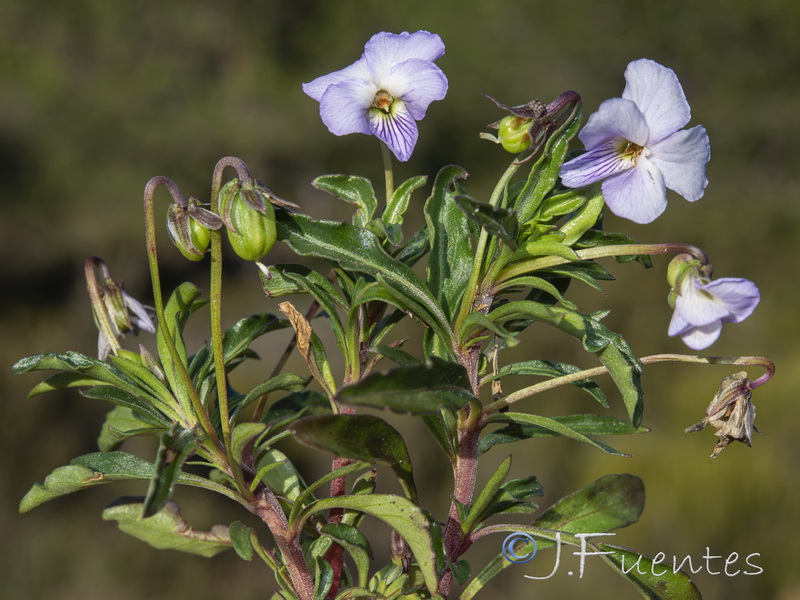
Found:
<box><xmin>219</xmin><ymin>179</ymin><xmax>278</xmax><ymax>262</ymax></box>
<box><xmin>167</xmin><ymin>197</ymin><xmax>222</xmax><ymax>261</ymax></box>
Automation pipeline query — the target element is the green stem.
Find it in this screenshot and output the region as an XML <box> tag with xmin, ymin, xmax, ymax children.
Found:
<box><xmin>380</xmin><ymin>141</ymin><xmax>394</xmax><ymax>204</ymax></box>
<box><xmin>453</xmin><ymin>159</ymin><xmax>522</xmax><ymax>337</ymax></box>
<box><xmin>496</xmin><ymin>242</ymin><xmax>709</xmax><ymax>283</ymax></box>
<box><xmin>143</xmin><ymin>177</ymin><xmax>220</xmax><ymax>445</ymax></box>
<box><xmin>208</xmin><ymin>157</ymin><xmax>254</xmax><ymax>493</ymax></box>
<box><xmin>481</xmin><ymin>353</ymin><xmax>776</xmax><ymax>418</ymax></box>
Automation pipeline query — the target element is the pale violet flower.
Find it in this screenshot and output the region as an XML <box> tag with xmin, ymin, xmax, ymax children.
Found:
<box><xmin>302</xmin><ymin>31</ymin><xmax>448</xmax><ymax>162</ymax></box>
<box><xmin>668</xmin><ymin>274</ymin><xmax>760</xmax><ymax>350</ymax></box>
<box><xmin>560</xmin><ymin>59</ymin><xmax>710</xmax><ymax>224</ymax></box>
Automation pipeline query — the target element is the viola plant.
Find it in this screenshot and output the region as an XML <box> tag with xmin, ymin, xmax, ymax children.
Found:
<box><xmin>14</xmin><ymin>31</ymin><xmax>776</xmax><ymax>600</ymax></box>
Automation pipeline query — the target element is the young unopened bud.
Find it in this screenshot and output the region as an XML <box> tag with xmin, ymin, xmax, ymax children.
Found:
<box><xmin>219</xmin><ymin>178</ymin><xmax>279</xmax><ymax>262</ymax></box>
<box><xmin>167</xmin><ymin>197</ymin><xmax>222</xmax><ymax>261</ymax></box>
<box><xmin>666</xmin><ymin>253</ymin><xmax>703</xmax><ymax>290</ymax></box>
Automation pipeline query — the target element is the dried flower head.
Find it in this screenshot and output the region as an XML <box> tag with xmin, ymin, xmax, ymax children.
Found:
<box><xmin>685</xmin><ymin>371</ymin><xmax>758</xmax><ymax>457</ymax></box>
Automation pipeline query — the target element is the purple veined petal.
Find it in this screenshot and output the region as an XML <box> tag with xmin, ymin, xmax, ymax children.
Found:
<box><xmin>679</xmin><ymin>320</ymin><xmax>723</xmax><ymax>350</ymax></box>
<box><xmin>302</xmin><ymin>58</ymin><xmax>373</xmax><ymax>102</ymax></box>
<box><xmin>560</xmin><ymin>138</ymin><xmax>634</xmax><ymax>188</ymax></box>
<box><xmin>622</xmin><ymin>59</ymin><xmax>691</xmax><ymax>144</ymax></box>
<box><xmin>318</xmin><ymin>78</ymin><xmax>376</xmax><ymax>136</ymax></box>
<box><xmin>674</xmin><ymin>278</ymin><xmax>733</xmax><ymax>327</ymax></box>
<box><xmin>368</xmin><ymin>100</ymin><xmax>418</xmax><ymax>162</ymax></box>
<box><xmin>698</xmin><ymin>278</ymin><xmax>760</xmax><ymax>323</ymax></box>
<box><xmin>378</xmin><ymin>58</ymin><xmax>448</xmax><ymax>120</ymax></box>
<box><xmin>578</xmin><ymin>98</ymin><xmax>649</xmax><ymax>149</ymax></box>
<box><xmin>649</xmin><ymin>125</ymin><xmax>710</xmax><ymax>202</ymax></box>
<box><xmin>363</xmin><ymin>31</ymin><xmax>445</xmax><ymax>78</ymax></box>
<box><xmin>600</xmin><ymin>155</ymin><xmax>668</xmax><ymax>224</ymax></box>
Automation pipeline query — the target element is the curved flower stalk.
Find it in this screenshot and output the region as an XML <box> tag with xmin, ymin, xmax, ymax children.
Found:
<box><xmin>667</xmin><ymin>255</ymin><xmax>760</xmax><ymax>350</ymax></box>
<box><xmin>303</xmin><ymin>30</ymin><xmax>448</xmax><ymax>161</ymax></box>
<box><xmin>560</xmin><ymin>59</ymin><xmax>710</xmax><ymax>223</ymax></box>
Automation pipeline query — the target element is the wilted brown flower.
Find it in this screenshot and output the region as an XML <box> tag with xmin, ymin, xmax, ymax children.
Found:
<box><xmin>685</xmin><ymin>371</ymin><xmax>758</xmax><ymax>458</ymax></box>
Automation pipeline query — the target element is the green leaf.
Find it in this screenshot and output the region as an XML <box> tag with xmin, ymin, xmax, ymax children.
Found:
<box><xmin>451</xmin><ymin>559</ymin><xmax>472</xmax><ymax>585</ymax></box>
<box><xmin>535</xmin><ymin>473</ymin><xmax>645</xmax><ymax>533</ymax></box>
<box><xmin>462</xmin><ymin>456</ymin><xmax>512</xmax><ymax>534</ymax></box>
<box><xmin>515</xmin><ymin>102</ymin><xmax>583</xmax><ymax>224</ymax></box>
<box><xmin>485</xmin><ymin>359</ymin><xmax>607</xmax><ymax>407</ymax></box>
<box><xmin>313</xmin><ymin>174</ymin><xmax>378</xmax><ymax>228</ymax></box>
<box><xmin>276</xmin><ymin>210</ymin><xmax>452</xmax><ymax>349</ymax></box>
<box><xmin>97</xmin><ymin>406</ymin><xmax>165</xmax><ymax>451</ymax></box>
<box><xmin>597</xmin><ymin>544</ymin><xmax>702</xmax><ymax>599</ymax></box>
<box><xmin>80</xmin><ymin>384</ymin><xmax>172</xmax><ymax>426</ymax></box>
<box><xmin>424</xmin><ymin>165</ymin><xmax>472</xmax><ymax>322</ymax></box>
<box><xmin>320</xmin><ymin>523</ymin><xmax>373</xmax><ymax>588</ymax></box>
<box><xmin>291</xmin><ymin>414</ymin><xmax>417</xmax><ymax>502</ymax></box>
<box><xmin>459</xmin><ymin>311</ymin><xmax>518</xmax><ymax>349</ymax></box>
<box><xmin>494</xmin><ymin>275</ymin><xmax>577</xmax><ymax>310</ymax></box>
<box><xmin>260</xmin><ymin>390</ymin><xmax>332</xmax><ymax>429</ymax></box>
<box><xmin>485</xmin><ymin>412</ymin><xmax>629</xmax><ymax>456</ymax></box>
<box><xmin>222</xmin><ymin>312</ymin><xmax>289</xmax><ymax>365</ymax></box>
<box><xmin>487</xmin><ymin>303</ymin><xmax>643</xmax><ymax>426</ymax></box>
<box><xmin>156</xmin><ymin>282</ymin><xmax>204</xmax><ymax>391</ymax></box>
<box><xmin>335</xmin><ymin>357</ymin><xmax>475</xmax><ymax>414</ymax></box>
<box><xmin>384</xmin><ymin>175</ymin><xmax>428</xmax><ymax>227</ymax></box>
<box><xmin>19</xmin><ymin>452</ymin><xmax>156</xmax><ymax>513</ymax></box>
<box><xmin>255</xmin><ymin>447</ymin><xmax>304</xmax><ymax>503</ymax></box>
<box><xmin>297</xmin><ymin>495</ymin><xmax>436</xmax><ymax>594</ymax></box>
<box><xmin>234</xmin><ymin>372</ymin><xmax>310</xmax><ymax>418</ymax></box>
<box><xmin>26</xmin><ymin>372</ymin><xmax>107</xmax><ymax>396</ymax></box>
<box><xmin>366</xmin><ymin>344</ymin><xmax>422</xmax><ymax>367</ymax></box>
<box><xmin>558</xmin><ymin>189</ymin><xmax>605</xmax><ymax>245</ymax></box>
<box><xmin>142</xmin><ymin>426</ymin><xmax>199</xmax><ymax>517</ymax></box>
<box><xmin>229</xmin><ymin>521</ymin><xmax>255</xmax><ymax>561</ymax></box>
<box><xmin>480</xmin><ymin>413</ymin><xmax>649</xmax><ymax>454</ymax></box>
<box><xmin>231</xmin><ymin>422</ymin><xmax>268</xmax><ymax>464</ymax></box>
<box><xmin>103</xmin><ymin>498</ymin><xmax>230</xmax><ymax>557</ymax></box>
<box><xmin>454</xmin><ymin>195</ymin><xmax>519</xmax><ymax>250</ymax></box>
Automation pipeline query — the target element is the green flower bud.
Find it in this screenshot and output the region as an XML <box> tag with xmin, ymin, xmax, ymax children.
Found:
<box><xmin>167</xmin><ymin>197</ymin><xmax>222</xmax><ymax>261</ymax></box>
<box><xmin>666</xmin><ymin>253</ymin><xmax>702</xmax><ymax>290</ymax></box>
<box><xmin>497</xmin><ymin>115</ymin><xmax>533</xmax><ymax>153</ymax></box>
<box><xmin>226</xmin><ymin>195</ymin><xmax>277</xmax><ymax>261</ymax></box>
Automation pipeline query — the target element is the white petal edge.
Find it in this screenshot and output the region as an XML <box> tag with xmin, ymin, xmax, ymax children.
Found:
<box><xmin>600</xmin><ymin>156</ymin><xmax>667</xmax><ymax>224</ymax></box>
<box><xmin>363</xmin><ymin>31</ymin><xmax>445</xmax><ymax>78</ymax></box>
<box><xmin>699</xmin><ymin>278</ymin><xmax>760</xmax><ymax>323</ymax></box>
<box><xmin>649</xmin><ymin>125</ymin><xmax>710</xmax><ymax>202</ymax></box>
<box><xmin>674</xmin><ymin>278</ymin><xmax>733</xmax><ymax>327</ymax></box>
<box><xmin>679</xmin><ymin>321</ymin><xmax>723</xmax><ymax>350</ymax></box>
<box><xmin>303</xmin><ymin>58</ymin><xmax>373</xmax><ymax>102</ymax></box>
<box><xmin>379</xmin><ymin>59</ymin><xmax>447</xmax><ymax>120</ymax></box>
<box><xmin>622</xmin><ymin>59</ymin><xmax>691</xmax><ymax>144</ymax></box>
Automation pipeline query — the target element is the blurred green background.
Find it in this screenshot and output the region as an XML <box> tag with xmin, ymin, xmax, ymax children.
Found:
<box><xmin>2</xmin><ymin>0</ymin><xmax>799</xmax><ymax>598</ymax></box>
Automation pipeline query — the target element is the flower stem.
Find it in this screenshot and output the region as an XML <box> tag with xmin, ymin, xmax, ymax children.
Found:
<box><xmin>496</xmin><ymin>242</ymin><xmax>709</xmax><ymax>283</ymax></box>
<box><xmin>143</xmin><ymin>177</ymin><xmax>220</xmax><ymax>445</ymax></box>
<box><xmin>380</xmin><ymin>140</ymin><xmax>394</xmax><ymax>204</ymax></box>
<box><xmin>481</xmin><ymin>353</ymin><xmax>776</xmax><ymax>418</ymax></box>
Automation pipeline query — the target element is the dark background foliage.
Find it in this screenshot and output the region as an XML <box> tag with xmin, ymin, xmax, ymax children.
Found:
<box><xmin>2</xmin><ymin>1</ymin><xmax>799</xmax><ymax>598</ymax></box>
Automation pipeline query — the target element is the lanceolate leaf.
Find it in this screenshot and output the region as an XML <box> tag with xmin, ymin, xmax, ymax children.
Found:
<box><xmin>97</xmin><ymin>406</ymin><xmax>165</xmax><ymax>452</ymax></box>
<box><xmin>142</xmin><ymin>425</ymin><xmax>199</xmax><ymax>517</ymax></box>
<box><xmin>313</xmin><ymin>174</ymin><xmax>378</xmax><ymax>228</ymax></box>
<box><xmin>487</xmin><ymin>302</ymin><xmax>643</xmax><ymax>426</ymax></box>
<box><xmin>103</xmin><ymin>498</ymin><xmax>231</xmax><ymax>557</ymax></box>
<box><xmin>480</xmin><ymin>413</ymin><xmax>649</xmax><ymax>454</ymax></box>
<box><xmin>335</xmin><ymin>357</ymin><xmax>475</xmax><ymax>414</ymax></box>
<box><xmin>485</xmin><ymin>412</ymin><xmax>629</xmax><ymax>456</ymax></box>
<box><xmin>597</xmin><ymin>544</ymin><xmax>702</xmax><ymax>599</ymax></box>
<box><xmin>384</xmin><ymin>174</ymin><xmax>428</xmax><ymax>228</ymax></box>
<box><xmin>291</xmin><ymin>414</ymin><xmax>417</xmax><ymax>502</ymax></box>
<box><xmin>454</xmin><ymin>195</ymin><xmax>519</xmax><ymax>250</ymax></box>
<box><xmin>275</xmin><ymin>211</ymin><xmax>451</xmax><ymax>344</ymax></box>
<box><xmin>515</xmin><ymin>103</ymin><xmax>583</xmax><ymax>224</ymax></box>
<box><xmin>424</xmin><ymin>165</ymin><xmax>472</xmax><ymax>322</ymax></box>
<box><xmin>157</xmin><ymin>282</ymin><xmax>204</xmax><ymax>392</ymax></box>
<box><xmin>484</xmin><ymin>359</ymin><xmax>607</xmax><ymax>406</ymax></box>
<box><xmin>296</xmin><ymin>495</ymin><xmax>436</xmax><ymax>594</ymax></box>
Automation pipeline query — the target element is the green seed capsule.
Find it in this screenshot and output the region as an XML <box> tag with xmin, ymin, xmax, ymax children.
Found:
<box><xmin>497</xmin><ymin>115</ymin><xmax>532</xmax><ymax>153</ymax></box>
<box><xmin>226</xmin><ymin>196</ymin><xmax>277</xmax><ymax>261</ymax></box>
